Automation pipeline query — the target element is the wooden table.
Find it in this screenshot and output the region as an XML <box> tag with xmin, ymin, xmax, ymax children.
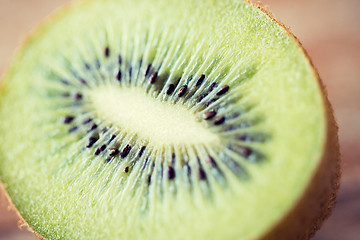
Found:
<box><xmin>0</xmin><ymin>0</ymin><xmax>359</xmax><ymax>239</ymax></box>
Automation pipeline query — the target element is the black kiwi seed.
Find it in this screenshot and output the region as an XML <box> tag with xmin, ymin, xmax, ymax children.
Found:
<box><xmin>167</xmin><ymin>166</ymin><xmax>176</xmax><ymax>180</ymax></box>
<box><xmin>68</xmin><ymin>126</ymin><xmax>78</xmax><ymax>133</ymax></box>
<box><xmin>204</xmin><ymin>111</ymin><xmax>217</xmax><ymax>120</ymax></box>
<box><xmin>214</xmin><ymin>116</ymin><xmax>225</xmax><ymax>125</ymax></box>
<box><xmin>124</xmin><ymin>167</ymin><xmax>129</xmax><ymax>173</ymax></box>
<box><xmin>74</xmin><ymin>93</ymin><xmax>83</xmax><ymax>100</ymax></box>
<box><xmin>109</xmin><ymin>148</ymin><xmax>119</xmax><ymax>157</ymax></box>
<box><xmin>145</xmin><ymin>64</ymin><xmax>152</xmax><ymax>77</ymax></box>
<box><xmin>209</xmin><ymin>156</ymin><xmax>218</xmax><ymax>168</ymax></box>
<box><xmin>196</xmin><ymin>74</ymin><xmax>205</xmax><ymax>87</ymax></box>
<box><xmin>238</xmin><ymin>146</ymin><xmax>253</xmax><ymax>158</ymax></box>
<box><xmin>116</xmin><ymin>70</ymin><xmax>122</xmax><ymax>81</ymax></box>
<box><xmin>118</xmin><ymin>55</ymin><xmax>122</xmax><ymax>65</ymax></box>
<box><xmin>149</xmin><ymin>72</ymin><xmax>158</xmax><ymax>84</ymax></box>
<box><xmin>171</xmin><ymin>153</ymin><xmax>176</xmax><ymax>165</ymax></box>
<box><xmin>216</xmin><ymin>85</ymin><xmax>229</xmax><ymax>96</ymax></box>
<box><xmin>147</xmin><ymin>174</ymin><xmax>152</xmax><ymax>185</ymax></box>
<box><xmin>198</xmin><ymin>168</ymin><xmax>207</xmax><ymax>181</ymax></box>
<box><xmin>84</xmin><ymin>63</ymin><xmax>91</xmax><ymax>70</ymax></box>
<box><xmin>166</xmin><ymin>84</ymin><xmax>175</xmax><ymax>95</ymax></box>
<box><xmin>104</xmin><ymin>47</ymin><xmax>110</xmax><ymax>58</ymax></box>
<box><xmin>86</xmin><ymin>137</ymin><xmax>97</xmax><ymax>148</ymax></box>
<box><xmin>177</xmin><ymin>85</ymin><xmax>187</xmax><ymax>97</ymax></box>
<box><xmin>209</xmin><ymin>82</ymin><xmax>218</xmax><ymax>92</ymax></box>
<box><xmin>88</xmin><ymin>124</ymin><xmax>98</xmax><ymax>132</ymax></box>
<box><xmin>63</xmin><ymin>116</ymin><xmax>74</xmax><ymax>124</ymax></box>
<box><xmin>138</xmin><ymin>146</ymin><xmax>146</xmax><ymax>157</ymax></box>
<box><xmin>79</xmin><ymin>78</ymin><xmax>87</xmax><ymax>85</ymax></box>
<box><xmin>102</xmin><ymin>127</ymin><xmax>109</xmax><ymax>134</ymax></box>
<box><xmin>94</xmin><ymin>148</ymin><xmax>101</xmax><ymax>156</ymax></box>
<box><xmin>94</xmin><ymin>144</ymin><xmax>107</xmax><ymax>156</ymax></box>
<box><xmin>83</xmin><ymin>118</ymin><xmax>93</xmax><ymax>124</ymax></box>
<box><xmin>108</xmin><ymin>134</ymin><xmax>116</xmax><ymax>144</ymax></box>
<box><xmin>121</xmin><ymin>145</ymin><xmax>131</xmax><ymax>158</ymax></box>
<box><xmin>185</xmin><ymin>162</ymin><xmax>192</xmax><ymax>176</ymax></box>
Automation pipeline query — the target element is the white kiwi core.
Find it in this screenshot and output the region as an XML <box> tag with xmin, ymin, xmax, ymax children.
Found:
<box><xmin>88</xmin><ymin>86</ymin><xmax>220</xmax><ymax>145</ymax></box>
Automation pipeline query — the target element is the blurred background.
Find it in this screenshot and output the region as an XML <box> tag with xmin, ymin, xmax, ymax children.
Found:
<box><xmin>0</xmin><ymin>0</ymin><xmax>359</xmax><ymax>239</ymax></box>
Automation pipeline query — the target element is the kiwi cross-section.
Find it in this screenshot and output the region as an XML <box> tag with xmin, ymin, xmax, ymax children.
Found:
<box><xmin>0</xmin><ymin>0</ymin><xmax>340</xmax><ymax>239</ymax></box>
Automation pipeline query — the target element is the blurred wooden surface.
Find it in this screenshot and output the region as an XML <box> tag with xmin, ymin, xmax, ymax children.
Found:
<box><xmin>0</xmin><ymin>0</ymin><xmax>359</xmax><ymax>239</ymax></box>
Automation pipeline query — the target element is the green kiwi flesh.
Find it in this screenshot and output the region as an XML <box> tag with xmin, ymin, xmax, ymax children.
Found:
<box><xmin>0</xmin><ymin>0</ymin><xmax>339</xmax><ymax>239</ymax></box>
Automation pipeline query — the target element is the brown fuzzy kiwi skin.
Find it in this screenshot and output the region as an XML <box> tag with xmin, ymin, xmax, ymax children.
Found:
<box><xmin>0</xmin><ymin>1</ymin><xmax>340</xmax><ymax>240</ymax></box>
<box><xmin>0</xmin><ymin>184</ymin><xmax>46</xmax><ymax>240</ymax></box>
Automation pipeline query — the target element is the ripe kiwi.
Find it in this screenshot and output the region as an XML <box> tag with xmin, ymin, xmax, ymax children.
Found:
<box><xmin>0</xmin><ymin>0</ymin><xmax>340</xmax><ymax>239</ymax></box>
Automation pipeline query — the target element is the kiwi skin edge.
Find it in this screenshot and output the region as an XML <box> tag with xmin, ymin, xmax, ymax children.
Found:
<box><xmin>249</xmin><ymin>2</ymin><xmax>341</xmax><ymax>239</ymax></box>
<box><xmin>0</xmin><ymin>1</ymin><xmax>340</xmax><ymax>240</ymax></box>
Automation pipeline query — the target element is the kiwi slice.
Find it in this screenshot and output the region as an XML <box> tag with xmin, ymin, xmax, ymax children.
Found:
<box><xmin>0</xmin><ymin>0</ymin><xmax>340</xmax><ymax>239</ymax></box>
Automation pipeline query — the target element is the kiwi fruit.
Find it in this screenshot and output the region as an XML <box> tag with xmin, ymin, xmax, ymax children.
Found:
<box><xmin>0</xmin><ymin>0</ymin><xmax>340</xmax><ymax>239</ymax></box>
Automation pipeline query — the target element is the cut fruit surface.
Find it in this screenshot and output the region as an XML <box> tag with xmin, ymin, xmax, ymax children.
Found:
<box><xmin>87</xmin><ymin>86</ymin><xmax>221</xmax><ymax>145</ymax></box>
<box><xmin>0</xmin><ymin>0</ymin><xmax>339</xmax><ymax>240</ymax></box>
